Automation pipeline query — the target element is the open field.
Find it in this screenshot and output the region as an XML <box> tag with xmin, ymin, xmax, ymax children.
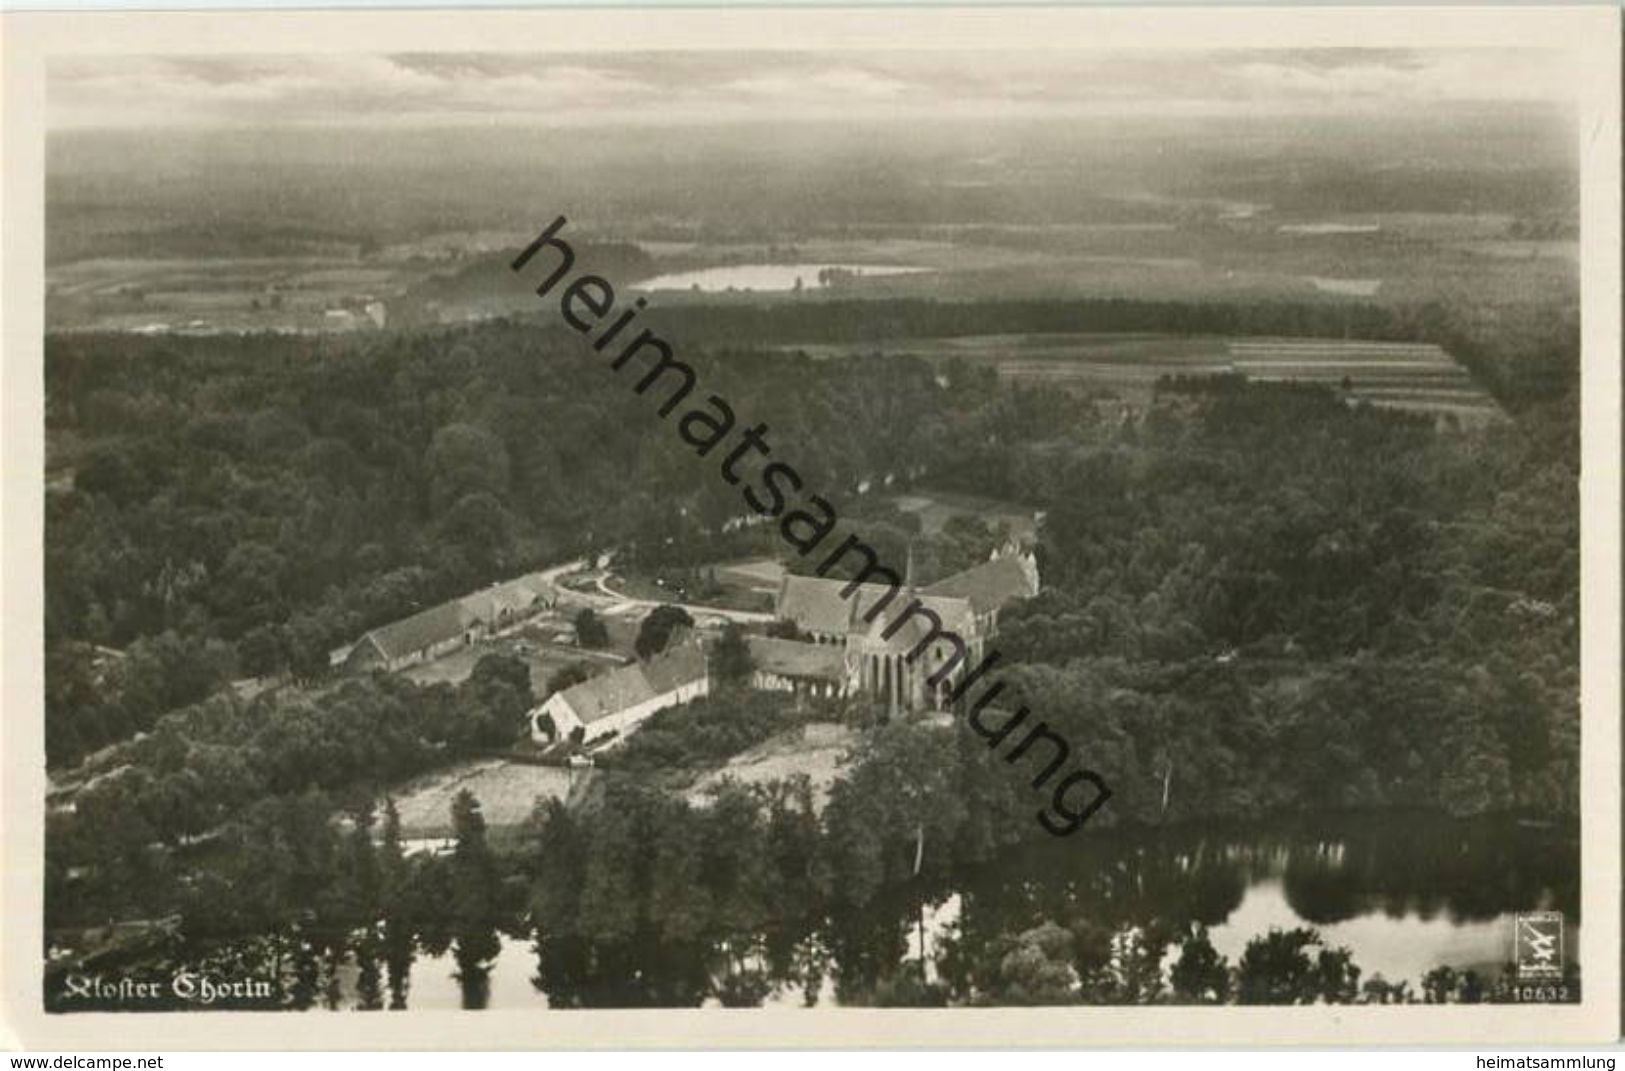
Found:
<box><xmin>390</xmin><ymin>758</ymin><xmax>580</xmax><ymax>838</ymax></box>
<box><xmin>790</xmin><ymin>332</ymin><xmax>1235</xmax><ymax>410</ymax></box>
<box><xmin>791</xmin><ymin>333</ymin><xmax>1502</xmax><ymax>422</ymax></box>
<box><xmin>1225</xmin><ymin>340</ymin><xmax>1501</xmax><ymax>420</ymax></box>
<box><xmin>46</xmin><ymin>256</ymin><xmax>407</xmax><ymax>334</ymax></box>
<box><xmin>45</xmin><ymin>211</ymin><xmax>1577</xmax><ymax>335</ymax></box>
<box><xmin>685</xmin><ymin>723</ymin><xmax>859</xmax><ymax>812</ymax></box>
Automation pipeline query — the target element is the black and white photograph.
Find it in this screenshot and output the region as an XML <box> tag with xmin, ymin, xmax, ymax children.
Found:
<box><xmin>2</xmin><ymin>3</ymin><xmax>1619</xmax><ymax>1050</ymax></box>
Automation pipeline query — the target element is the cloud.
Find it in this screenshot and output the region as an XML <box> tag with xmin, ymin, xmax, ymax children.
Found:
<box><xmin>46</xmin><ymin>48</ymin><xmax>1576</xmax><ymax>130</ymax></box>
<box><xmin>1230</xmin><ymin>49</ymin><xmax>1571</xmax><ymax>104</ymax></box>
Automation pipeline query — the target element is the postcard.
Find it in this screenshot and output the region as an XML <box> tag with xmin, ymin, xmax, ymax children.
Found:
<box><xmin>1</xmin><ymin>3</ymin><xmax>1619</xmax><ymax>1049</ymax></box>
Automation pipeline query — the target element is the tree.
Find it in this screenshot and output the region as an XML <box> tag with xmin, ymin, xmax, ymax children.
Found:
<box><xmin>45</xmin><ymin>641</ymin><xmax>100</xmax><ymax>766</ymax></box>
<box><xmin>545</xmin><ymin>662</ymin><xmax>594</xmax><ymax>697</ymax></box>
<box><xmin>765</xmin><ymin>618</ymin><xmax>804</xmax><ymax>641</ymax></box>
<box><xmin>635</xmin><ymin>605</ymin><xmax>695</xmax><ymax>660</ymax></box>
<box><xmin>1236</xmin><ymin>928</ymin><xmax>1321</xmax><ymax>1004</ymax></box>
<box><xmin>324</xmin><ymin>801</ymin><xmax>381</xmax><ymax>1000</ymax></box>
<box><xmin>458</xmin><ymin>653</ymin><xmax>533</xmax><ymax>748</ymax></box>
<box><xmin>448</xmin><ymin>789</ymin><xmax>502</xmax><ymax>981</ymax></box>
<box><xmin>282</xmin><ymin>615</ymin><xmax>332</xmax><ymax>685</ymax></box>
<box><xmin>1315</xmin><ymin>944</ymin><xmax>1362</xmax><ymax>1004</ymax></box>
<box><xmin>379</xmin><ymin>798</ymin><xmax>415</xmax><ymax>1010</ymax></box>
<box><xmin>238</xmin><ymin>625</ymin><xmax>285</xmax><ymax>678</ymax></box>
<box><xmin>711</xmin><ymin>623</ymin><xmax>754</xmax><ymax>687</ymax></box>
<box><xmin>114</xmin><ymin>630</ymin><xmax>234</xmax><ymax>732</ymax></box>
<box><xmin>435</xmin><ymin>492</ymin><xmax>516</xmax><ymax>581</ymax></box>
<box><xmin>216</xmin><ymin>542</ymin><xmax>289</xmax><ymax>633</ymax></box>
<box><xmin>1439</xmin><ymin>718</ymin><xmax>1513</xmax><ymax>816</ymax></box>
<box><xmin>986</xmin><ymin>921</ymin><xmax>1079</xmax><ymax>1005</ymax></box>
<box><xmin>573</xmin><ymin>607</ymin><xmax>609</xmax><ymax>649</ymax></box>
<box><xmin>1170</xmin><ymin>925</ymin><xmax>1231</xmax><ymax>1003</ymax></box>
<box><xmin>426</xmin><ymin>423</ymin><xmax>510</xmax><ymax>515</ymax></box>
<box><xmin>1421</xmin><ymin>965</ymin><xmax>1458</xmax><ymax>1004</ymax></box>
<box><xmin>1361</xmin><ymin>975</ymin><xmax>1413</xmax><ymax>1004</ymax></box>
<box><xmin>1236</xmin><ymin>927</ymin><xmax>1360</xmax><ymax>1005</ymax></box>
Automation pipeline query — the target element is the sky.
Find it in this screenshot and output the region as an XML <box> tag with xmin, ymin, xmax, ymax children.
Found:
<box><xmin>47</xmin><ymin>49</ymin><xmax>1576</xmax><ymax>130</ymax></box>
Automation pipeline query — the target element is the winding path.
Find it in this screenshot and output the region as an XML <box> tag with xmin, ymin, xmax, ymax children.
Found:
<box><xmin>566</xmin><ymin>568</ymin><xmax>775</xmax><ymax>625</ymax></box>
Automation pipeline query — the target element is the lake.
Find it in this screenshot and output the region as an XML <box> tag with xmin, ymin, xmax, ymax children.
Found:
<box><xmin>1308</xmin><ymin>277</ymin><xmax>1382</xmax><ymax>296</ymax></box>
<box><xmin>631</xmin><ymin>263</ymin><xmax>932</xmax><ymax>293</ymax></box>
<box><xmin>1280</xmin><ymin>223</ymin><xmax>1383</xmax><ymax>236</ymax></box>
<box><xmin>373</xmin><ymin>814</ymin><xmax>1580</xmax><ymax>1009</ymax></box>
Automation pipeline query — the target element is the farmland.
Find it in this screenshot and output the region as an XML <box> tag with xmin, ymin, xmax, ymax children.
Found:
<box><xmin>788</xmin><ymin>333</ymin><xmax>1502</xmax><ymax>423</ymax></box>
<box><xmin>45</xmin><ymin>114</ymin><xmax>1577</xmax><ymax>335</ymax></box>
<box><xmin>46</xmin><ymin>256</ymin><xmax>404</xmax><ymax>334</ymax></box>
<box><xmin>44</xmin><ymin>209</ymin><xmax>1578</xmax><ymax>336</ymax></box>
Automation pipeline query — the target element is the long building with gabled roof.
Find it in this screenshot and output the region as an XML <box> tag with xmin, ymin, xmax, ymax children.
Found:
<box><xmin>529</xmin><ymin>637</ymin><xmax>708</xmax><ymax>748</ymax></box>
<box><xmin>344</xmin><ymin>569</ymin><xmax>558</xmax><ymax>673</ymax></box>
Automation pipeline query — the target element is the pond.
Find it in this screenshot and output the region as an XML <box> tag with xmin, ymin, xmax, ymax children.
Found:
<box><xmin>344</xmin><ymin>814</ymin><xmax>1581</xmax><ymax>1009</ymax></box>
<box><xmin>631</xmin><ymin>263</ymin><xmax>932</xmax><ymax>293</ymax></box>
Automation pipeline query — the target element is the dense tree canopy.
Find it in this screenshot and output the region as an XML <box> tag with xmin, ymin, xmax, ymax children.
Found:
<box><xmin>44</xmin><ymin>288</ymin><xmax>1579</xmax><ymax>1008</ymax></box>
<box><xmin>634</xmin><ymin>605</ymin><xmax>696</xmax><ymax>660</ymax></box>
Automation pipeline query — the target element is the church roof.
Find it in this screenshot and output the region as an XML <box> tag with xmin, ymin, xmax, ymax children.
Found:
<box><xmin>776</xmin><ymin>575</ymin><xmax>872</xmax><ymax>635</ymax></box>
<box><xmin>778</xmin><ymin>573</ymin><xmax>955</xmax><ymax>630</ymax></box>
<box><xmin>864</xmin><ymin>594</ymin><xmax>977</xmax><ymax>656</ymax></box>
<box><xmin>774</xmin><ymin>572</ymin><xmax>981</xmax><ymax>661</ymax></box>
<box><xmin>921</xmin><ymin>553</ymin><xmax>1039</xmax><ymax>615</ymax></box>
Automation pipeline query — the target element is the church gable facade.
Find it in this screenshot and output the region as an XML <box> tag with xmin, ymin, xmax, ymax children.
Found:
<box><xmin>771</xmin><ymin>546</ymin><xmax>1039</xmax><ymax>713</ymax></box>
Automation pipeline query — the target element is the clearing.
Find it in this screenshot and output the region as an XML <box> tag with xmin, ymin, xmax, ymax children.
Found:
<box><xmin>389</xmin><ymin>758</ymin><xmax>580</xmax><ymax>839</ymax></box>
<box><xmin>684</xmin><ymin>722</ymin><xmax>859</xmax><ymax>812</ymax></box>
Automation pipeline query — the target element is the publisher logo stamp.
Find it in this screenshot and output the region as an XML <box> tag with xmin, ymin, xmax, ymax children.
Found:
<box><xmin>1514</xmin><ymin>911</ymin><xmax>1564</xmax><ymax>979</ymax></box>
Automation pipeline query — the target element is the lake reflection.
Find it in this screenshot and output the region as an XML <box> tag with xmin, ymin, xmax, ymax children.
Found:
<box><xmin>1207</xmin><ymin>878</ymin><xmax>1532</xmax><ymax>988</ymax></box>
<box><xmin>382</xmin><ymin>815</ymin><xmax>1577</xmax><ymax>1009</ymax></box>
<box><xmin>401</xmin><ymin>935</ymin><xmax>547</xmax><ymax>1010</ymax></box>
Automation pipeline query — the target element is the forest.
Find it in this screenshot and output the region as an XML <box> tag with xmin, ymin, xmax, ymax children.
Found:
<box><xmin>47</xmin><ymin>759</ymin><xmax>1578</xmax><ymax>1010</ymax></box>
<box><xmin>44</xmin><ymin>285</ymin><xmax>1580</xmax><ymax>1003</ymax></box>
